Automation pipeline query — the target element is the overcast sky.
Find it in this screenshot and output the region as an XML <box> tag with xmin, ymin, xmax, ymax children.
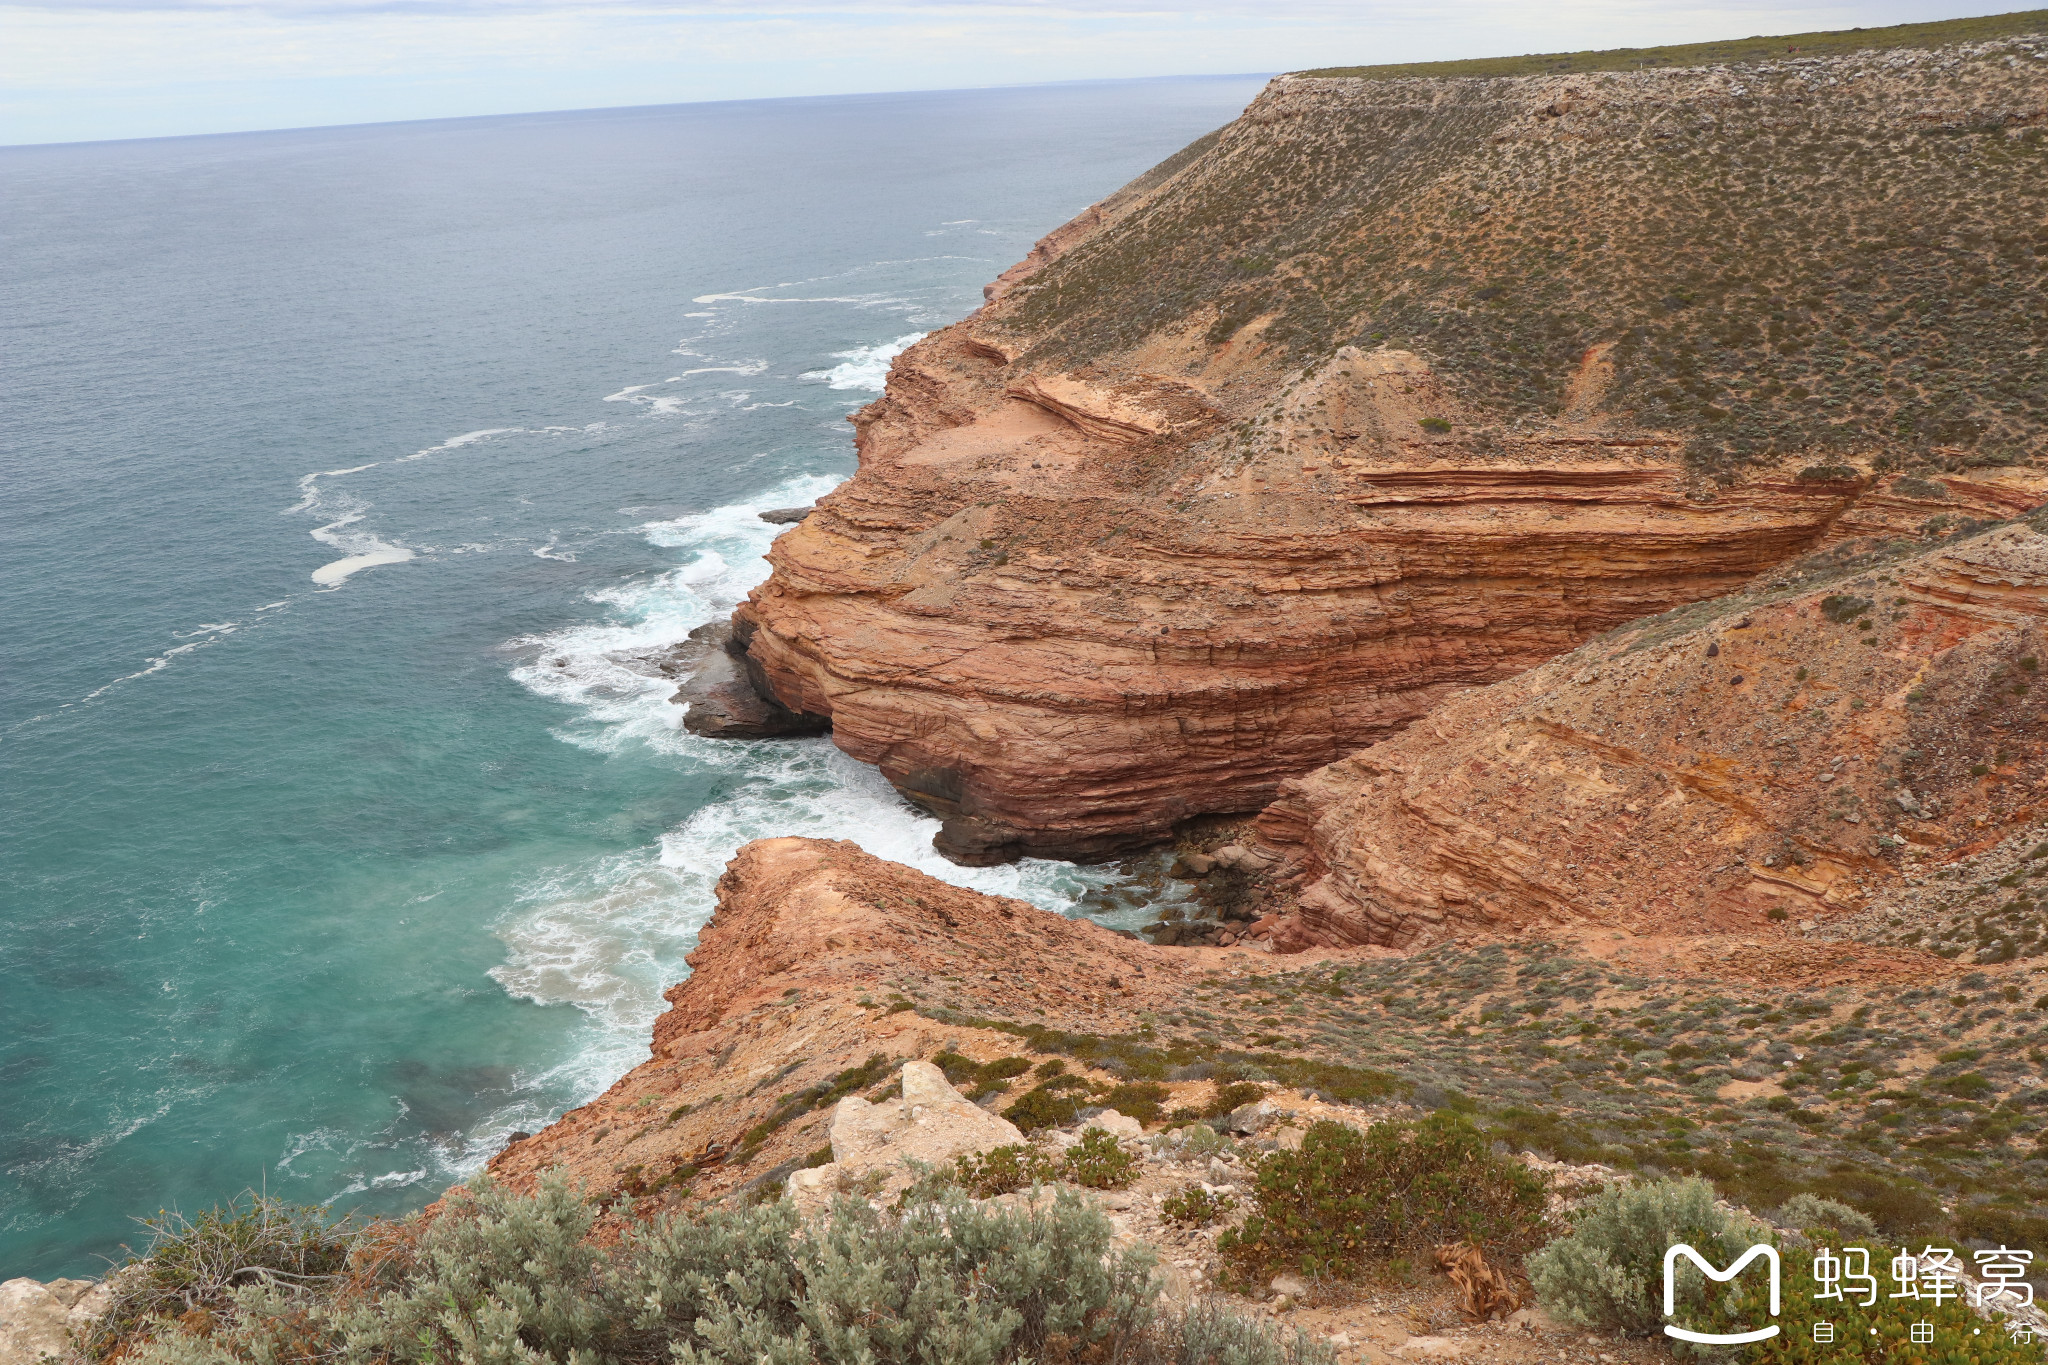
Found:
<box><xmin>0</xmin><ymin>0</ymin><xmax>2010</xmax><ymax>146</ymax></box>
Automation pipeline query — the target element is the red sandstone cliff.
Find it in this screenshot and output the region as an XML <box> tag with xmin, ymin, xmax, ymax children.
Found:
<box><xmin>1251</xmin><ymin>516</ymin><xmax>2048</xmax><ymax>950</ymax></box>
<box><xmin>722</xmin><ymin>41</ymin><xmax>2048</xmax><ymax>864</ymax></box>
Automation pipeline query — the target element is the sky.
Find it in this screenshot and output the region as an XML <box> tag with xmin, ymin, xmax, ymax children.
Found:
<box><xmin>0</xmin><ymin>0</ymin><xmax>2021</xmax><ymax>146</ymax></box>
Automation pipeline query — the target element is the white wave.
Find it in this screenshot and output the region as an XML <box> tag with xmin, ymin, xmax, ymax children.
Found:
<box><xmin>693</xmin><ymin>290</ymin><xmax>875</xmax><ymax>305</ymax></box>
<box><xmin>809</xmin><ymin>332</ymin><xmax>924</xmax><ymax>392</ymax></box>
<box><xmin>496</xmin><ymin>468</ymin><xmax>1113</xmax><ymax>1103</ymax></box>
<box><xmin>311</xmin><ymin>546</ymin><xmax>415</xmax><ymax>587</ymax></box>
<box><xmin>77</xmin><ymin>623</ymin><xmax>238</xmax><ymax>702</ymax></box>
<box><xmin>289</xmin><ymin>427</ymin><xmax>519</xmax><ymax>589</ymax></box>
<box><xmin>309</xmin><ymin>506</ymin><xmax>415</xmax><ymax>588</ymax></box>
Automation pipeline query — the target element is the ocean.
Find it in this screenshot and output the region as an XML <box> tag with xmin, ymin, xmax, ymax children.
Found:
<box><xmin>0</xmin><ymin>76</ymin><xmax>1266</xmax><ymax>1279</ymax></box>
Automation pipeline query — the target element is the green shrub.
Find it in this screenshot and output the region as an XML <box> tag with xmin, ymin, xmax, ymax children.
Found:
<box><xmin>1820</xmin><ymin>594</ymin><xmax>1874</xmax><ymax>624</ymax></box>
<box><xmin>1418</xmin><ymin>417</ymin><xmax>1453</xmax><ymax>434</ymax></box>
<box><xmin>1776</xmin><ymin>1193</ymin><xmax>1879</xmax><ymax>1239</ymax></box>
<box><xmin>1204</xmin><ymin>1082</ymin><xmax>1267</xmax><ymax>1118</ymax></box>
<box><xmin>1162</xmin><ymin>1187</ymin><xmax>1238</xmax><ymax>1227</ymax></box>
<box><xmin>1102</xmin><ymin>1081</ymin><xmax>1171</xmax><ymax>1126</ymax></box>
<box><xmin>1527</xmin><ymin>1177</ymin><xmax>1765</xmax><ymax>1344</ymax></box>
<box><xmin>1218</xmin><ymin>1115</ymin><xmax>1550</xmax><ymax>1280</ymax></box>
<box><xmin>1006</xmin><ymin>1083</ymin><xmax>1084</xmax><ymax>1132</ymax></box>
<box><xmin>1156</xmin><ymin>1121</ymin><xmax>1236</xmax><ymax>1161</ymax></box>
<box><xmin>954</xmin><ymin>1143</ymin><xmax>1063</xmax><ymax>1198</ymax></box>
<box><xmin>1803</xmin><ymin>1169</ymin><xmax>1947</xmax><ymax>1237</ymax></box>
<box><xmin>122</xmin><ymin>1174</ymin><xmax>1330</xmax><ymax>1365</ymax></box>
<box><xmin>88</xmin><ymin>1192</ymin><xmax>362</xmax><ymax>1354</ymax></box>
<box><xmin>932</xmin><ymin>1051</ymin><xmax>1033</xmax><ymax>1099</ymax></box>
<box><xmin>1065</xmin><ymin>1128</ymin><xmax>1140</xmax><ymax>1190</ymax></box>
<box><xmin>1798</xmin><ymin>464</ymin><xmax>1859</xmax><ymax>482</ymax></box>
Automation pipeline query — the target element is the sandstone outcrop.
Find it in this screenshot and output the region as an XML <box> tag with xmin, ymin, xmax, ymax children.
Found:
<box><xmin>1251</xmin><ymin>515</ymin><xmax>2048</xmax><ymax>949</ymax></box>
<box><xmin>0</xmin><ymin>1278</ymin><xmax>110</xmax><ymax>1365</ymax></box>
<box><xmin>483</xmin><ymin>837</ymin><xmax>1183</xmax><ymax>1206</ymax></box>
<box><xmin>786</xmin><ymin>1060</ymin><xmax>1021</xmax><ymax>1215</ymax></box>
<box><xmin>728</xmin><ymin>36</ymin><xmax>2048</xmax><ymax>862</ymax></box>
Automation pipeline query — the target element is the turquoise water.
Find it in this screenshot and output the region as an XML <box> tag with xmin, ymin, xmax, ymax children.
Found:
<box><xmin>0</xmin><ymin>78</ymin><xmax>1265</xmax><ymax>1279</ymax></box>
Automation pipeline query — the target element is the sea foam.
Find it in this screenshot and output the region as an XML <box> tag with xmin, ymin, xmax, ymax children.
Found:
<box><xmin>812</xmin><ymin>332</ymin><xmax>924</xmax><ymax>390</ymax></box>
<box><xmin>494</xmin><ymin>465</ymin><xmax>1108</xmax><ymax>1108</ymax></box>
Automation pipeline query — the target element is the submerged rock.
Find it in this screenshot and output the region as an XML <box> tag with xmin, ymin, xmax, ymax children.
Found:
<box><xmin>674</xmin><ymin>621</ymin><xmax>829</xmax><ymax>739</ymax></box>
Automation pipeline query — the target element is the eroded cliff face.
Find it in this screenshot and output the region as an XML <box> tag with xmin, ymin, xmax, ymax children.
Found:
<box><xmin>483</xmin><ymin>838</ymin><xmax>1186</xmax><ymax>1204</ymax></box>
<box><xmin>1251</xmin><ymin>515</ymin><xmax>2048</xmax><ymax>950</ymax></box>
<box><xmin>731</xmin><ymin>41</ymin><xmax>2048</xmax><ymax>864</ymax></box>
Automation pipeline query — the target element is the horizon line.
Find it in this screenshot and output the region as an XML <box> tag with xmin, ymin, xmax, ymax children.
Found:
<box><xmin>0</xmin><ymin>69</ymin><xmax>1280</xmax><ymax>153</ymax></box>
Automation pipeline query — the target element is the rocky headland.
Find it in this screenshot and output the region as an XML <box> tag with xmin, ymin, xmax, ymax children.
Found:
<box><xmin>711</xmin><ymin>30</ymin><xmax>2048</xmax><ymax>864</ymax></box>
<box><xmin>18</xmin><ymin>18</ymin><xmax>2048</xmax><ymax>1365</ymax></box>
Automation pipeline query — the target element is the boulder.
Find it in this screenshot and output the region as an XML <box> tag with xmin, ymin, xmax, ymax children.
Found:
<box><xmin>1212</xmin><ymin>844</ymin><xmax>1279</xmax><ymax>873</ymax></box>
<box><xmin>1085</xmin><ymin>1109</ymin><xmax>1143</xmax><ymax>1139</ymax></box>
<box><xmin>757</xmin><ymin>506</ymin><xmax>814</xmax><ymax>524</ymax></box>
<box><xmin>675</xmin><ymin>634</ymin><xmax>829</xmax><ymax>739</ymax></box>
<box><xmin>1220</xmin><ymin>1098</ymin><xmax>1280</xmax><ymax>1135</ymax></box>
<box><xmin>790</xmin><ymin>1061</ymin><xmax>1023</xmax><ymax>1216</ymax></box>
<box><xmin>1</xmin><ymin>1278</ymin><xmax>111</xmax><ymax>1365</ymax></box>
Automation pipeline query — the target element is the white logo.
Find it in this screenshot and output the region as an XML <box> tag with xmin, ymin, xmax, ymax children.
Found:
<box><xmin>1663</xmin><ymin>1243</ymin><xmax>1782</xmax><ymax>1345</ymax></box>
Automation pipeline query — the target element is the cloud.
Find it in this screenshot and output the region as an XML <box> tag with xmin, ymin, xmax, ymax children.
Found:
<box><xmin>0</xmin><ymin>0</ymin><xmax>1994</xmax><ymax>145</ymax></box>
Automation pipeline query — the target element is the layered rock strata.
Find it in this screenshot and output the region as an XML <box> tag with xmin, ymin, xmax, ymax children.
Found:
<box><xmin>1252</xmin><ymin>515</ymin><xmax>2048</xmax><ymax>949</ymax></box>
<box><xmin>725</xmin><ymin>38</ymin><xmax>2048</xmax><ymax>863</ymax></box>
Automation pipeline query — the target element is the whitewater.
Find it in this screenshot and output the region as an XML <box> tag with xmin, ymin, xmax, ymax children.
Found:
<box><xmin>0</xmin><ymin>76</ymin><xmax>1265</xmax><ymax>1278</ymax></box>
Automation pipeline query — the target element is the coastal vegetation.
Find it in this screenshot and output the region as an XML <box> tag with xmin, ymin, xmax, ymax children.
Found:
<box><xmin>96</xmin><ymin>1177</ymin><xmax>1332</xmax><ymax>1365</ymax></box>
<box><xmin>1302</xmin><ymin>10</ymin><xmax>2048</xmax><ymax>80</ymax></box>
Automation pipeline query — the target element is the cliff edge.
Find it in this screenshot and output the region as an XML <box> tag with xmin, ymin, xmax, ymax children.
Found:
<box><xmin>727</xmin><ymin>33</ymin><xmax>2048</xmax><ymax>863</ymax></box>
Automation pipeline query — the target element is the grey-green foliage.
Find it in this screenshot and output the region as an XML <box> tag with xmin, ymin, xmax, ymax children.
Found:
<box><xmin>1526</xmin><ymin>1177</ymin><xmax>1767</xmax><ymax>1346</ymax></box>
<box><xmin>128</xmin><ymin>1173</ymin><xmax>1331</xmax><ymax>1365</ymax></box>
<box><xmin>1776</xmin><ymin>1193</ymin><xmax>1880</xmax><ymax>1240</ymax></box>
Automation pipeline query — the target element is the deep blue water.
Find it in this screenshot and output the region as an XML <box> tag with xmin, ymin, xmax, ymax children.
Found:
<box><xmin>0</xmin><ymin>78</ymin><xmax>1265</xmax><ymax>1279</ymax></box>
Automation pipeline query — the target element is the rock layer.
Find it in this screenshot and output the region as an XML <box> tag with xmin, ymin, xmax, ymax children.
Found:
<box><xmin>1251</xmin><ymin>515</ymin><xmax>2048</xmax><ymax>949</ymax></box>
<box><xmin>732</xmin><ymin>39</ymin><xmax>2048</xmax><ymax>862</ymax></box>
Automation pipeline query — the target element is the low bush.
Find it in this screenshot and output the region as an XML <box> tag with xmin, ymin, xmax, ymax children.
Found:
<box><xmin>932</xmin><ymin>1051</ymin><xmax>1033</xmax><ymax>1099</ymax></box>
<box><xmin>119</xmin><ymin>1174</ymin><xmax>1332</xmax><ymax>1365</ymax></box>
<box><xmin>1805</xmin><ymin>1168</ymin><xmax>1947</xmax><ymax>1237</ymax></box>
<box><xmin>1205</xmin><ymin>1081</ymin><xmax>1267</xmax><ymax>1118</ymax></box>
<box><xmin>1777</xmin><ymin>1193</ymin><xmax>1879</xmax><ymax>1239</ymax></box>
<box><xmin>1526</xmin><ymin>1177</ymin><xmax>1764</xmax><ymax>1342</ymax></box>
<box><xmin>1005</xmin><ymin>1083</ymin><xmax>1084</xmax><ymax>1132</ymax></box>
<box><xmin>1101</xmin><ymin>1081</ymin><xmax>1171</xmax><ymax>1125</ymax></box>
<box><xmin>1820</xmin><ymin>594</ymin><xmax>1874</xmax><ymax>624</ymax></box>
<box><xmin>954</xmin><ymin>1143</ymin><xmax>1062</xmax><ymax>1198</ymax></box>
<box><xmin>1154</xmin><ymin>1121</ymin><xmax>1236</xmax><ymax>1161</ymax></box>
<box><xmin>89</xmin><ymin>1192</ymin><xmax>364</xmax><ymax>1354</ymax></box>
<box><xmin>1161</xmin><ymin>1187</ymin><xmax>1237</xmax><ymax>1227</ymax></box>
<box><xmin>1066</xmin><ymin>1128</ymin><xmax>1141</xmax><ymax>1190</ymax></box>
<box><xmin>1218</xmin><ymin>1115</ymin><xmax>1550</xmax><ymax>1281</ymax></box>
